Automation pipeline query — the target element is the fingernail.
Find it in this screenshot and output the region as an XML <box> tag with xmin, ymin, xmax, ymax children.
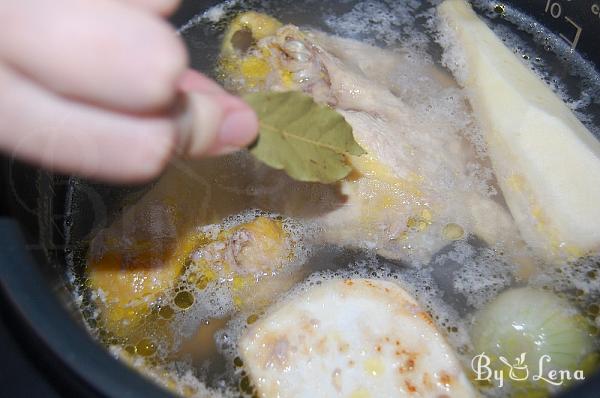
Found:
<box><xmin>218</xmin><ymin>109</ymin><xmax>258</xmax><ymax>147</ymax></box>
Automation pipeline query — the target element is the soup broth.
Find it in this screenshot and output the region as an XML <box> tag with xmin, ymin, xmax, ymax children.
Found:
<box><xmin>65</xmin><ymin>1</ymin><xmax>600</xmax><ymax>397</ymax></box>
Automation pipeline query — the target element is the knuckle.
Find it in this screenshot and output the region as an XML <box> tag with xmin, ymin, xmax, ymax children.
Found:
<box><xmin>128</xmin><ymin>0</ymin><xmax>181</xmax><ymax>15</ymax></box>
<box><xmin>155</xmin><ymin>0</ymin><xmax>181</xmax><ymax>15</ymax></box>
<box><xmin>142</xmin><ymin>29</ymin><xmax>188</xmax><ymax>108</ymax></box>
<box><xmin>136</xmin><ymin>123</ymin><xmax>176</xmax><ymax>180</ymax></box>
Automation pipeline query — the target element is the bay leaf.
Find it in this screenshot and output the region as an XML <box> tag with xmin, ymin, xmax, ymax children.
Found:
<box><xmin>244</xmin><ymin>91</ymin><xmax>365</xmax><ymax>183</ymax></box>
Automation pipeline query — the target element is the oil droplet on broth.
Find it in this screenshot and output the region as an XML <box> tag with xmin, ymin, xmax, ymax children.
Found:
<box><xmin>493</xmin><ymin>3</ymin><xmax>506</xmax><ymax>15</ymax></box>
<box><xmin>587</xmin><ymin>270</ymin><xmax>597</xmax><ymax>280</ymax></box>
<box><xmin>174</xmin><ymin>291</ymin><xmax>195</xmax><ymax>309</ymax></box>
<box><xmin>196</xmin><ymin>275</ymin><xmax>210</xmax><ymax>290</ymax></box>
<box><xmin>136</xmin><ymin>339</ymin><xmax>157</xmax><ymax>356</ymax></box>
<box><xmin>239</xmin><ymin>374</ymin><xmax>254</xmax><ymax>394</ymax></box>
<box><xmin>159</xmin><ymin>305</ymin><xmax>175</xmax><ymax>319</ymax></box>
<box><xmin>442</xmin><ymin>223</ymin><xmax>465</xmax><ymax>241</ymax></box>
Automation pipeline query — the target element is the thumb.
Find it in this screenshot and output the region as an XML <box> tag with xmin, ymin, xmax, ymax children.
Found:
<box><xmin>176</xmin><ymin>70</ymin><xmax>258</xmax><ymax>157</ymax></box>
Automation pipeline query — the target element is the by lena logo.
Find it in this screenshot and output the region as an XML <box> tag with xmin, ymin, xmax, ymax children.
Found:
<box><xmin>471</xmin><ymin>352</ymin><xmax>585</xmax><ymax>388</ymax></box>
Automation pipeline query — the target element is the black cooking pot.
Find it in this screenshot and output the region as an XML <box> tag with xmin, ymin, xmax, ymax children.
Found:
<box><xmin>1</xmin><ymin>0</ymin><xmax>599</xmax><ymax>397</ymax></box>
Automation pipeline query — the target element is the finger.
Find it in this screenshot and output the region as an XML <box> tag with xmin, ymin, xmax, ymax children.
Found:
<box><xmin>178</xmin><ymin>69</ymin><xmax>231</xmax><ymax>95</ymax></box>
<box><xmin>120</xmin><ymin>0</ymin><xmax>181</xmax><ymax>16</ymax></box>
<box><xmin>1</xmin><ymin>0</ymin><xmax>187</xmax><ymax>113</ymax></box>
<box><xmin>176</xmin><ymin>70</ymin><xmax>258</xmax><ymax>157</ymax></box>
<box><xmin>0</xmin><ymin>64</ymin><xmax>176</xmax><ymax>183</ymax></box>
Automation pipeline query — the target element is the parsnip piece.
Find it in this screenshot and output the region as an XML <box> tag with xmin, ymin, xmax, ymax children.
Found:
<box><xmin>438</xmin><ymin>0</ymin><xmax>600</xmax><ymax>261</ymax></box>
<box><xmin>239</xmin><ymin>279</ymin><xmax>476</xmax><ymax>398</ymax></box>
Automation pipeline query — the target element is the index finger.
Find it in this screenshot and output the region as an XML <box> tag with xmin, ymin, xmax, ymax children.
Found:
<box><xmin>1</xmin><ymin>0</ymin><xmax>187</xmax><ymax>113</ymax></box>
<box><xmin>120</xmin><ymin>0</ymin><xmax>181</xmax><ymax>16</ymax></box>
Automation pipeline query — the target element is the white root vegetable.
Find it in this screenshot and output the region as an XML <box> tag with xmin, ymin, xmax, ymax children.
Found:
<box><xmin>239</xmin><ymin>278</ymin><xmax>477</xmax><ymax>398</ymax></box>
<box><xmin>438</xmin><ymin>0</ymin><xmax>600</xmax><ymax>262</ymax></box>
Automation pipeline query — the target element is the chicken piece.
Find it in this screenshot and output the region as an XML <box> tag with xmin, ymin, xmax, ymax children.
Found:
<box><xmin>185</xmin><ymin>216</ymin><xmax>294</xmax><ymax>277</ymax></box>
<box><xmin>85</xmin><ymin>160</ymin><xmax>242</xmax><ymax>338</ymax></box>
<box><xmin>239</xmin><ymin>278</ymin><xmax>477</xmax><ymax>398</ymax></box>
<box><xmin>221</xmin><ymin>14</ymin><xmax>524</xmax><ymax>265</ymax></box>
<box><xmin>222</xmin><ymin>12</ymin><xmax>282</xmax><ymax>55</ymax></box>
<box><xmin>87</xmin><ymin>228</ymin><xmax>199</xmax><ymax>337</ymax></box>
<box><xmin>225</xmin><ymin>216</ymin><xmax>291</xmax><ymax>274</ymax></box>
<box><xmin>220</xmin><ymin>12</ymin><xmax>283</xmax><ymax>89</ymax></box>
<box><xmin>83</xmin><ymin>126</ymin><xmax>341</xmax><ymax>333</ymax></box>
<box><xmin>88</xmin><ymin>211</ymin><xmax>300</xmax><ymax>333</ymax></box>
<box><xmin>182</xmin><ymin>215</ymin><xmax>306</xmax><ymax>312</ymax></box>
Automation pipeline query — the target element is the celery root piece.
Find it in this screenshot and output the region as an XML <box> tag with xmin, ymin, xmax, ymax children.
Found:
<box><xmin>239</xmin><ymin>279</ymin><xmax>477</xmax><ymax>398</ymax></box>
<box><xmin>438</xmin><ymin>0</ymin><xmax>600</xmax><ymax>262</ymax></box>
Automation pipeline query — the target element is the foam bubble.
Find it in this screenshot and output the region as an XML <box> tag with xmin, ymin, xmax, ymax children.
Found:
<box><xmin>324</xmin><ymin>0</ymin><xmax>431</xmax><ymax>53</ymax></box>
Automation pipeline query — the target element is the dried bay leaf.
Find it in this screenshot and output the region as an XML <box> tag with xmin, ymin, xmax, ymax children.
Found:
<box><xmin>244</xmin><ymin>91</ymin><xmax>365</xmax><ymax>183</ymax></box>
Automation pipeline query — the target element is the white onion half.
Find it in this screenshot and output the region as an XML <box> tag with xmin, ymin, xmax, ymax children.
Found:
<box><xmin>471</xmin><ymin>287</ymin><xmax>595</xmax><ymax>389</ymax></box>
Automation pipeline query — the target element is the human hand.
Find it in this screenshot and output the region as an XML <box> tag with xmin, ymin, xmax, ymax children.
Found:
<box><xmin>0</xmin><ymin>0</ymin><xmax>258</xmax><ymax>182</ymax></box>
